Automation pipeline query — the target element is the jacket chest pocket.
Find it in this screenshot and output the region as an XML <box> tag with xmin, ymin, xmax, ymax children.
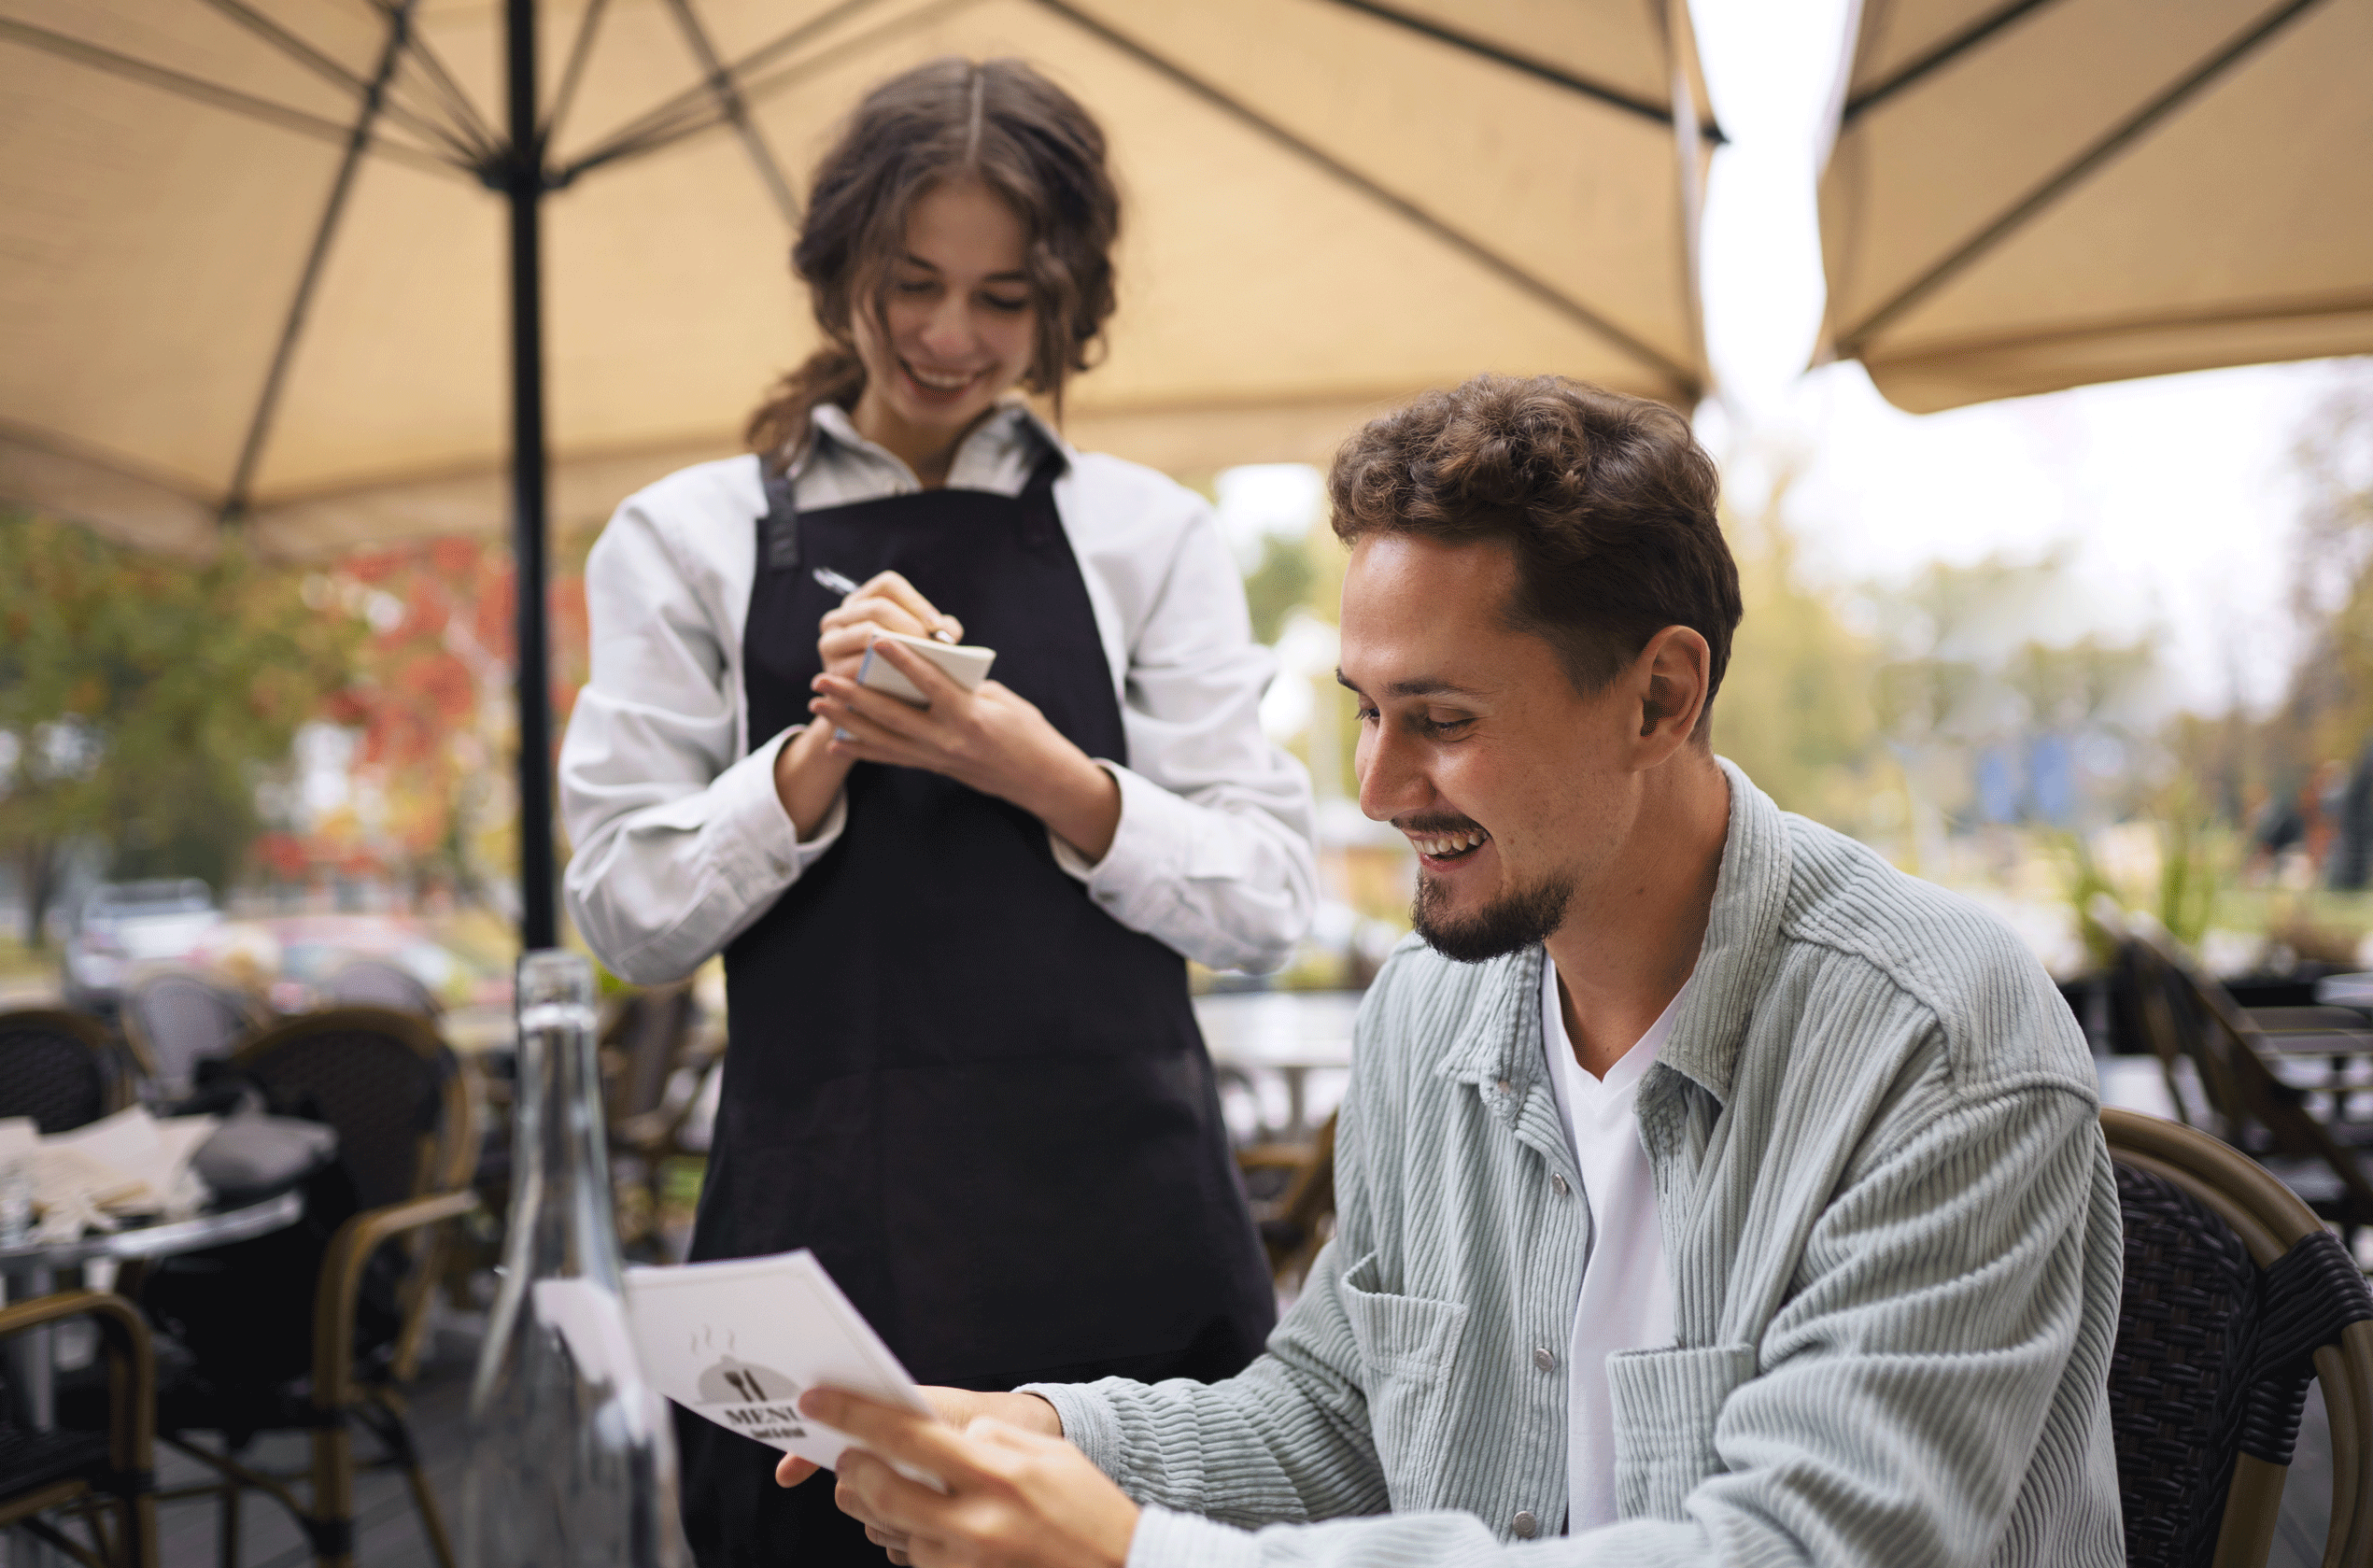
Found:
<box><xmin>1338</xmin><ymin>1250</ymin><xmax>1469</xmax><ymax>1513</ymax></box>
<box><xmin>1603</xmin><ymin>1342</ymin><xmax>1757</xmax><ymax>1521</ymax></box>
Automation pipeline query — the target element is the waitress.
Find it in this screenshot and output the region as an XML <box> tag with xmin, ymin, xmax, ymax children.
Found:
<box><xmin>558</xmin><ymin>55</ymin><xmax>1318</xmax><ymax>1568</ymax></box>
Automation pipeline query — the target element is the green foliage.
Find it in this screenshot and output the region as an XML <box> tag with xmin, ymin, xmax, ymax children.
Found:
<box><xmin>0</xmin><ymin>510</ymin><xmax>359</xmax><ymax>939</ymax></box>
<box><xmin>1713</xmin><ymin>487</ymin><xmax>1884</xmax><ymax>828</ymax></box>
<box><xmin>1242</xmin><ymin>531</ymin><xmax>1317</xmax><ymax>646</ymax></box>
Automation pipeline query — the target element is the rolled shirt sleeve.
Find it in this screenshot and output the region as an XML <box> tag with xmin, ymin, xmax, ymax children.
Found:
<box><xmin>1047</xmin><ymin>469</ymin><xmax>1318</xmax><ymax>974</ymax></box>
<box><xmin>559</xmin><ymin>477</ymin><xmax>846</xmax><ymax>983</ymax></box>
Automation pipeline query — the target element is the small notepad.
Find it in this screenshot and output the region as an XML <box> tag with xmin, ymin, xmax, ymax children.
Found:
<box><xmin>856</xmin><ymin>631</ymin><xmax>996</xmax><ymax>705</ymax></box>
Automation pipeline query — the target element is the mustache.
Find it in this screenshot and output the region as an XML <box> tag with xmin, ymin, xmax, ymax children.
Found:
<box><xmin>1394</xmin><ymin>813</ymin><xmax>1486</xmax><ymax>837</ymax></box>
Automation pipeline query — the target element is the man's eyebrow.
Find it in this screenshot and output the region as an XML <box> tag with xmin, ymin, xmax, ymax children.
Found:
<box><xmin>1335</xmin><ymin>669</ymin><xmax>1486</xmax><ymax>699</ymax></box>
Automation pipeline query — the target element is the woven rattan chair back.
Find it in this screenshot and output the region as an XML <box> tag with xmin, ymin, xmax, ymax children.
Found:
<box><xmin>2104</xmin><ymin>1109</ymin><xmax>2373</xmax><ymax>1568</ymax></box>
<box><xmin>0</xmin><ymin>1009</ymin><xmax>128</xmax><ymax>1133</ymax></box>
<box><xmin>320</xmin><ymin>959</ymin><xmax>441</xmax><ymax>1019</ymax></box>
<box><xmin>120</xmin><ymin>972</ymin><xmax>256</xmax><ymax>1093</ymax></box>
<box><xmin>231</xmin><ymin>1007</ymin><xmax>469</xmax><ymax>1213</ymax></box>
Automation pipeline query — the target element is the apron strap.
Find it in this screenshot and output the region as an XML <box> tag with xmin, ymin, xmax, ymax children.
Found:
<box><xmin>758</xmin><ymin>461</ymin><xmax>802</xmax><ymax>572</ymax></box>
<box><xmin>1016</xmin><ymin>446</ymin><xmax>1070</xmax><ymax>552</ymax></box>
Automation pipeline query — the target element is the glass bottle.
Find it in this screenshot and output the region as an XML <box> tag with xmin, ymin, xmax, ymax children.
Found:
<box><xmin>462</xmin><ymin>950</ymin><xmax>685</xmax><ymax>1568</ymax></box>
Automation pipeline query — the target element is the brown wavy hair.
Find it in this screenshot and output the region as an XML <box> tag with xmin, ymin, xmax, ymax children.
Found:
<box><xmin>1328</xmin><ymin>374</ymin><xmax>1740</xmax><ymax>742</ymax></box>
<box><xmin>747</xmin><ymin>57</ymin><xmax>1122</xmax><ymax>469</ymax></box>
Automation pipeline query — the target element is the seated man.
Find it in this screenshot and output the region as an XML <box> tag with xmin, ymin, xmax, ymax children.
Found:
<box><xmin>778</xmin><ymin>374</ymin><xmax>2126</xmax><ymax>1567</ymax></box>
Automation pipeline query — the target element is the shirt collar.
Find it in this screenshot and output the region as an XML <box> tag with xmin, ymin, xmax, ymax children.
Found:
<box><xmin>1434</xmin><ymin>758</ymin><xmax>1789</xmax><ymax>1110</ymax></box>
<box><xmin>795</xmin><ymin>398</ymin><xmax>1071</xmax><ymax>491</ymax></box>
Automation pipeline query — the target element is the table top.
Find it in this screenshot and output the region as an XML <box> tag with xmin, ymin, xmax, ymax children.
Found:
<box><xmin>0</xmin><ymin>1187</ymin><xmax>303</xmax><ymax>1273</ymax></box>
<box><xmin>1194</xmin><ymin>990</ymin><xmax>1360</xmax><ymax>1070</ymax></box>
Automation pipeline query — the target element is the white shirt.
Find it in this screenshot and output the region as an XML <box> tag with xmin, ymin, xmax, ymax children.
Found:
<box><xmin>1540</xmin><ymin>957</ymin><xmax>1686</xmax><ymax>1533</ymax></box>
<box><xmin>558</xmin><ymin>402</ymin><xmax>1319</xmax><ymax>983</ymax></box>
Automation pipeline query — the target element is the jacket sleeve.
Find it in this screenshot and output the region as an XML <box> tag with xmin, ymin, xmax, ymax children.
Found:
<box><xmin>1055</xmin><ymin>1082</ymin><xmax>2120</xmax><ymax>1568</ymax></box>
<box><xmin>559</xmin><ymin>492</ymin><xmax>846</xmax><ymax>982</ymax></box>
<box><xmin>1051</xmin><ymin>491</ymin><xmax>1318</xmax><ymax>975</ymax></box>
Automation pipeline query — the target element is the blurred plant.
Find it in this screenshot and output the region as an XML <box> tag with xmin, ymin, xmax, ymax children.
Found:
<box><xmin>2153</xmin><ymin>784</ymin><xmax>2220</xmax><ymax>948</ymax></box>
<box><xmin>0</xmin><ymin>509</ymin><xmax>360</xmax><ymax>943</ymax></box>
<box><xmin>2055</xmin><ymin>832</ymin><xmax>2125</xmax><ymax>971</ymax></box>
<box><xmin>1241</xmin><ymin>531</ymin><xmax>1317</xmax><ymax>646</ymax></box>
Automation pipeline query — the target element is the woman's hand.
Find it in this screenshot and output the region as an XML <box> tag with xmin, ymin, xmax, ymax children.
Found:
<box><xmin>774</xmin><ymin>572</ymin><xmax>963</xmax><ymax>839</ymax></box>
<box><xmin>808</xmin><ymin>639</ymin><xmax>1123</xmax><ymax>863</ymax></box>
<box><xmin>775</xmin><ymin>1388</ymin><xmax>1128</xmax><ymax>1568</ymax></box>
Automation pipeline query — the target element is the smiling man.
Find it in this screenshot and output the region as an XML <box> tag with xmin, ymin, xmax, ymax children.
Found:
<box><xmin>785</xmin><ymin>374</ymin><xmax>2126</xmax><ymax>1568</ymax></box>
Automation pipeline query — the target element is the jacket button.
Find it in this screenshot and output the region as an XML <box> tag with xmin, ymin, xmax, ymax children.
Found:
<box><xmin>1533</xmin><ymin>1345</ymin><xmax>1556</xmax><ymax>1372</ymax></box>
<box><xmin>1511</xmin><ymin>1511</ymin><xmax>1539</xmax><ymax>1538</ymax></box>
<box><xmin>1550</xmin><ymin>1172</ymin><xmax>1569</xmax><ymax>1197</ymax></box>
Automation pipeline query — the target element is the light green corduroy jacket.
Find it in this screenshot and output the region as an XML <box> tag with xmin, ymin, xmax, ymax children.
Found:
<box><xmin>1030</xmin><ymin>761</ymin><xmax>2126</xmax><ymax>1568</ymax></box>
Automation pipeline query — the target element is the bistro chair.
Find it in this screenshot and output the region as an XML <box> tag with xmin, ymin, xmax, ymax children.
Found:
<box><xmin>118</xmin><ymin>974</ymin><xmax>261</xmax><ymax>1099</ymax></box>
<box><xmin>1236</xmin><ymin>1109</ymin><xmax>1338</xmax><ymax>1290</ymax></box>
<box><xmin>2102</xmin><ymin>1108</ymin><xmax>2373</xmax><ymax>1568</ymax></box>
<box><xmin>139</xmin><ymin>1007</ymin><xmax>476</xmax><ymax>1568</ymax></box>
<box><xmin>0</xmin><ymin>1010</ymin><xmax>130</xmax><ymax>1133</ymax></box>
<box><xmin>2116</xmin><ymin>929</ymin><xmax>2373</xmax><ymax>1245</ymax></box>
<box><xmin>320</xmin><ymin>959</ymin><xmax>441</xmax><ymax>1019</ymax></box>
<box><xmin>599</xmin><ymin>980</ymin><xmax>710</xmax><ymax>1251</ymax></box>
<box><xmin>0</xmin><ymin>1289</ymin><xmax>157</xmax><ymax>1568</ymax></box>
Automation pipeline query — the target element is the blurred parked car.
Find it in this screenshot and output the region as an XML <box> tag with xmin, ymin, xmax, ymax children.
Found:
<box><xmin>59</xmin><ymin>879</ymin><xmax>220</xmax><ymax>1010</ymax></box>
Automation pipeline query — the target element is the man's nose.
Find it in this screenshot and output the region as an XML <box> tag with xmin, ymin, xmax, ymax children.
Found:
<box><xmin>1356</xmin><ymin>723</ymin><xmax>1424</xmax><ymax>824</ymax></box>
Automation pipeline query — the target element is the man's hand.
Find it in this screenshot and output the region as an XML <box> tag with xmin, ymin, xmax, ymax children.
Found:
<box><xmin>773</xmin><ymin>1388</ymin><xmax>1132</xmax><ymax>1568</ymax></box>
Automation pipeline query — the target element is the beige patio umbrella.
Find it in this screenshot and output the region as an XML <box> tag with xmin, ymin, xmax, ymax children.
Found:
<box><xmin>0</xmin><ymin>0</ymin><xmax>1716</xmax><ymax>943</ymax></box>
<box><xmin>1815</xmin><ymin>0</ymin><xmax>2373</xmax><ymax>414</ymax></box>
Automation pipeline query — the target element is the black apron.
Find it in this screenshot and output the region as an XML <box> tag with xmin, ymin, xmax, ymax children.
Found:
<box><xmin>677</xmin><ymin>452</ymin><xmax>1277</xmax><ymax>1567</ymax></box>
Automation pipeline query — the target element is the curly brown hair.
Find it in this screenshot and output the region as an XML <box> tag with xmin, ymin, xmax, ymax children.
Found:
<box><xmin>1328</xmin><ymin>374</ymin><xmax>1741</xmax><ymax>740</ymax></box>
<box><xmin>746</xmin><ymin>57</ymin><xmax>1121</xmax><ymax>468</ymax></box>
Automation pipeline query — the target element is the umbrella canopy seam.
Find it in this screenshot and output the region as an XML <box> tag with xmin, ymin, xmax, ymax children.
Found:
<box><xmin>1308</xmin><ymin>0</ymin><xmax>1727</xmax><ymax>145</ymax></box>
<box><xmin>1841</xmin><ymin>0</ymin><xmax>2066</xmax><ymax>123</ymax></box>
<box><xmin>1833</xmin><ymin>0</ymin><xmax>2334</xmax><ymax>358</ymax></box>
<box><xmin>0</xmin><ymin>16</ymin><xmax>472</xmax><ymax>182</ymax></box>
<box><xmin>660</xmin><ymin>0</ymin><xmax>800</xmax><ymax>227</ymax></box>
<box><xmin>1024</xmin><ymin>0</ymin><xmax>1703</xmax><ymax>401</ymax></box>
<box><xmin>193</xmin><ymin>0</ymin><xmax>490</xmax><ymax>166</ymax></box>
<box><xmin>218</xmin><ymin>0</ymin><xmax>419</xmax><ymax>526</ymax></box>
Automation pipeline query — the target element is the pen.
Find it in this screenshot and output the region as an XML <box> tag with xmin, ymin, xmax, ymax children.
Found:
<box><xmin>812</xmin><ymin>566</ymin><xmax>956</xmax><ymax>643</ymax></box>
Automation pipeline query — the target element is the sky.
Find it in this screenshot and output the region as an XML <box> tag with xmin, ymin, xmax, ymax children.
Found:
<box><xmin>1216</xmin><ymin>0</ymin><xmax>2351</xmax><ymax>717</ymax></box>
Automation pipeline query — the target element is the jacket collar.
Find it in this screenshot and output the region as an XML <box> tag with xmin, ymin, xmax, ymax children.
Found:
<box><xmin>1432</xmin><ymin>759</ymin><xmax>1792</xmax><ymax>1112</ymax></box>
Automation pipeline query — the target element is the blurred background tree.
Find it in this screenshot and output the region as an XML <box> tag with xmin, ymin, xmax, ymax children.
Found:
<box><xmin>0</xmin><ymin>509</ymin><xmax>359</xmax><ymax>944</ymax></box>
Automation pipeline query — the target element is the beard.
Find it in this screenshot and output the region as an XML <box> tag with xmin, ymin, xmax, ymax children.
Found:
<box><xmin>1411</xmin><ymin>867</ymin><xmax>1574</xmax><ymax>964</ymax></box>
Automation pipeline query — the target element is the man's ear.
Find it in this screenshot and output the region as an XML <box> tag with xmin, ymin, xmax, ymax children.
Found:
<box><xmin>1634</xmin><ymin>626</ymin><xmax>1711</xmax><ymax>751</ymax></box>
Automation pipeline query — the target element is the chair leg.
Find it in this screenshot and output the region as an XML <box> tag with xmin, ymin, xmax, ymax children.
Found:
<box><xmin>128</xmin><ymin>1492</ymin><xmax>160</xmax><ymax>1568</ymax></box>
<box><xmin>403</xmin><ymin>1460</ymin><xmax>458</xmax><ymax>1568</ymax></box>
<box><xmin>217</xmin><ymin>1468</ymin><xmax>241</xmax><ymax>1568</ymax></box>
<box><xmin>309</xmin><ymin>1423</ymin><xmax>356</xmax><ymax>1568</ymax></box>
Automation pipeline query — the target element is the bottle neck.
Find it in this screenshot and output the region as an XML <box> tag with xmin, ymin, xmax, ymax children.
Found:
<box><xmin>506</xmin><ymin>1003</ymin><xmax>624</xmax><ymax>1289</ymax></box>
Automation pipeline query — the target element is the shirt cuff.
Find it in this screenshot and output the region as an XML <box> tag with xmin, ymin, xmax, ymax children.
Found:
<box><xmin>717</xmin><ymin>726</ymin><xmax>847</xmax><ymax>889</ymax></box>
<box><xmin>1047</xmin><ymin>761</ymin><xmax>1196</xmax><ymax>909</ymax></box>
<box><xmin>1014</xmin><ymin>1380</ymin><xmax>1123</xmax><ymax>1476</ymax></box>
<box><xmin>1127</xmin><ymin>1508</ymin><xmax>1259</xmax><ymax>1568</ymax></box>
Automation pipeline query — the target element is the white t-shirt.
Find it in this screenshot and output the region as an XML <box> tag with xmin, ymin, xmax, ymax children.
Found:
<box><xmin>1541</xmin><ymin>956</ymin><xmax>1688</xmax><ymax>1533</ymax></box>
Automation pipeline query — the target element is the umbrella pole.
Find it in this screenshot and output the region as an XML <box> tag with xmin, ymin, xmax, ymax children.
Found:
<box><xmin>506</xmin><ymin>0</ymin><xmax>557</xmax><ymax>951</ymax></box>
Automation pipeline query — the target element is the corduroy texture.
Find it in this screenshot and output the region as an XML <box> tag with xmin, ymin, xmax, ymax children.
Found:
<box><xmin>1026</xmin><ymin>760</ymin><xmax>2126</xmax><ymax>1567</ymax></box>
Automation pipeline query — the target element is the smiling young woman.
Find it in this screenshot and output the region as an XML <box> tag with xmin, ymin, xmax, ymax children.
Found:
<box><xmin>557</xmin><ymin>57</ymin><xmax>1318</xmax><ymax>1568</ymax></box>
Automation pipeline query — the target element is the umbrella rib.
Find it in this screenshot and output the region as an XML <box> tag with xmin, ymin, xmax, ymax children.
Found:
<box><xmin>542</xmin><ymin>0</ymin><xmax>613</xmax><ymax>153</ymax></box>
<box><xmin>1305</xmin><ymin>0</ymin><xmax>1726</xmax><ymax>146</ymax></box>
<box><xmin>661</xmin><ymin>0</ymin><xmax>801</xmax><ymax>226</ymax></box>
<box><xmin>555</xmin><ymin>0</ymin><xmax>893</xmax><ymax>178</ymax></box>
<box><xmin>218</xmin><ymin>2</ymin><xmax>419</xmax><ymax>525</ymax></box>
<box><xmin>0</xmin><ymin>17</ymin><xmax>473</xmax><ymax>180</ymax></box>
<box><xmin>1835</xmin><ymin>0</ymin><xmax>2334</xmax><ymax>355</ymax></box>
<box><xmin>1022</xmin><ymin>0</ymin><xmax>1700</xmax><ymax>398</ymax></box>
<box><xmin>559</xmin><ymin>0</ymin><xmax>969</xmax><ymax>183</ymax></box>
<box><xmin>191</xmin><ymin>0</ymin><xmax>488</xmax><ymax>165</ymax></box>
<box><xmin>378</xmin><ymin>12</ymin><xmax>505</xmax><ymax>163</ymax></box>
<box><xmin>1841</xmin><ymin>0</ymin><xmax>2069</xmax><ymax>123</ymax></box>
